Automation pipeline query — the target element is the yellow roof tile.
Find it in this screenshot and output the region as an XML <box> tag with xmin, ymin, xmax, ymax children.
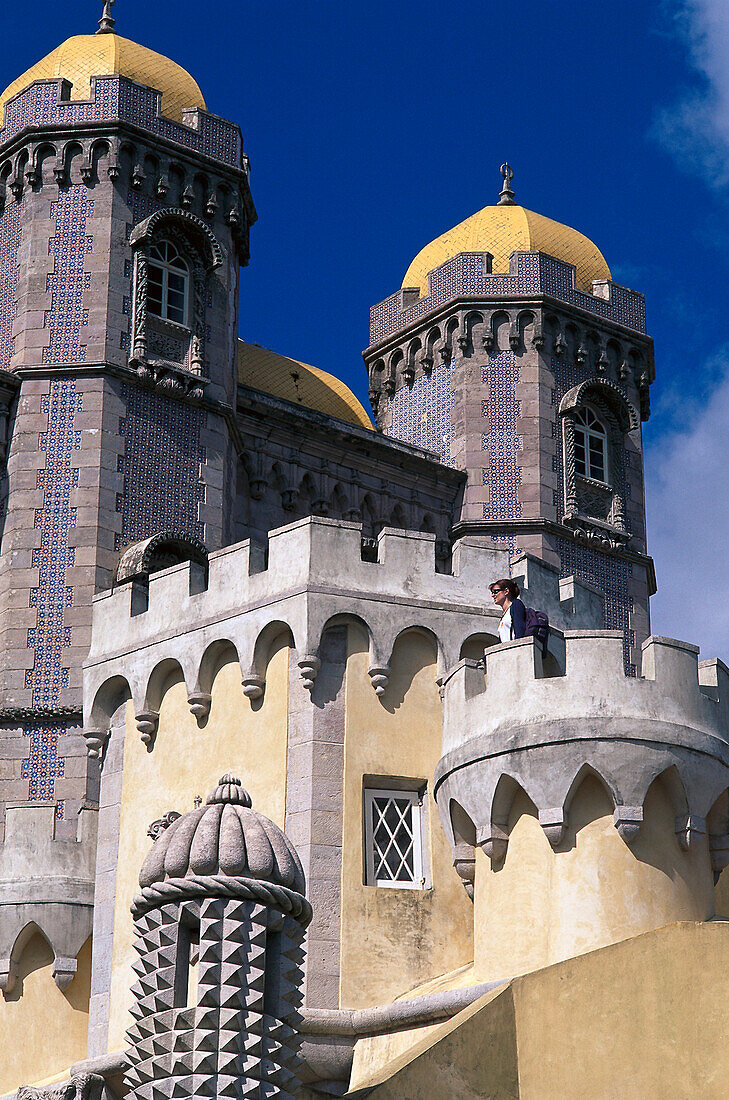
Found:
<box><xmin>0</xmin><ymin>34</ymin><xmax>205</xmax><ymax>124</ymax></box>
<box><xmin>402</xmin><ymin>203</ymin><xmax>611</xmax><ymax>297</ymax></box>
<box><xmin>237</xmin><ymin>341</ymin><xmax>373</xmax><ymax>430</ymax></box>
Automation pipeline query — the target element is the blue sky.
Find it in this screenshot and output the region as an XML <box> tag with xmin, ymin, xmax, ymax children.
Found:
<box><xmin>1</xmin><ymin>1</ymin><xmax>727</xmax><ymax>655</ymax></box>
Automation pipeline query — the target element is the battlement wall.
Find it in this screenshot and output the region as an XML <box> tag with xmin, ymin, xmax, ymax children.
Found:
<box><xmin>435</xmin><ymin>630</ymin><xmax>729</xmax><ymax>860</ymax></box>
<box><xmin>0</xmin><ymin>801</ymin><xmax>96</xmax><ymax>993</ymax></box>
<box><xmin>369</xmin><ymin>250</ymin><xmax>646</xmax><ymax>345</ymax></box>
<box><xmin>0</xmin><ymin>76</ymin><xmax>242</xmax><ymax>167</ymax></box>
<box><xmin>84</xmin><ymin>517</ymin><xmax>603</xmax><ymax>747</ymax></box>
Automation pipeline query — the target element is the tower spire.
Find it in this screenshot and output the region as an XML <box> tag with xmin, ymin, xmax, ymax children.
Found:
<box><xmin>497</xmin><ymin>162</ymin><xmax>515</xmax><ymax>205</ymax></box>
<box><xmin>96</xmin><ymin>0</ymin><xmax>116</xmax><ymax>34</ymax></box>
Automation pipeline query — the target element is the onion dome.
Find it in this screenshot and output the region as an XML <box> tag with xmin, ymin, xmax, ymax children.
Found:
<box><xmin>0</xmin><ymin>33</ymin><xmax>205</xmax><ymax>125</ymax></box>
<box><xmin>237</xmin><ymin>340</ymin><xmax>372</xmax><ymax>430</ymax></box>
<box><xmin>402</xmin><ymin>165</ymin><xmax>611</xmax><ymax>298</ymax></box>
<box><xmin>138</xmin><ymin>774</ymin><xmax>306</xmax><ymax>897</ymax></box>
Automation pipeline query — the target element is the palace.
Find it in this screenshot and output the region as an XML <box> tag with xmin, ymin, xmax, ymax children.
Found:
<box><xmin>0</xmin><ymin>7</ymin><xmax>727</xmax><ymax>1100</ymax></box>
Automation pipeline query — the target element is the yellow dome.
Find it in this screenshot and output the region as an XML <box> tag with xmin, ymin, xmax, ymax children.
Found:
<box><xmin>402</xmin><ymin>203</ymin><xmax>611</xmax><ymax>297</ymax></box>
<box><xmin>0</xmin><ymin>34</ymin><xmax>206</xmax><ymax>125</ymax></box>
<box><xmin>237</xmin><ymin>341</ymin><xmax>373</xmax><ymax>430</ymax></box>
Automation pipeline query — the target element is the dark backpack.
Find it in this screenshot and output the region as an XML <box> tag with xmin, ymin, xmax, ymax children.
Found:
<box><xmin>524</xmin><ymin>607</ymin><xmax>549</xmax><ymax>652</ymax></box>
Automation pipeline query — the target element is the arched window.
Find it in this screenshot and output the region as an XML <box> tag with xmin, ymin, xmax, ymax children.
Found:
<box><xmin>573</xmin><ymin>407</ymin><xmax>607</xmax><ymax>483</ymax></box>
<box><xmin>147</xmin><ymin>241</ymin><xmax>189</xmax><ymax>326</ymax></box>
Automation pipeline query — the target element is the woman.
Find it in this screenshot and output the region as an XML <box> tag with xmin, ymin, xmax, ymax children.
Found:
<box><xmin>489</xmin><ymin>578</ymin><xmax>526</xmax><ymax>643</ymax></box>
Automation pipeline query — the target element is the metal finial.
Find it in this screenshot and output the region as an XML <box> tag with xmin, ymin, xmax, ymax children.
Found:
<box><xmin>497</xmin><ymin>163</ymin><xmax>515</xmax><ymax>206</ymax></box>
<box><xmin>97</xmin><ymin>0</ymin><xmax>116</xmax><ymax>34</ymax></box>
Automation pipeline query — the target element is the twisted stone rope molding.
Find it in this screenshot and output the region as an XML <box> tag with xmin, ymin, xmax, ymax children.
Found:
<box><xmin>131</xmin><ymin>874</ymin><xmax>313</xmax><ymax>927</ymax></box>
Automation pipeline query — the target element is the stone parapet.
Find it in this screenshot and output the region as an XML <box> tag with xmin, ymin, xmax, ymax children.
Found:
<box><xmin>0</xmin><ymin>77</ymin><xmax>243</xmax><ymax>169</ymax></box>
<box><xmin>369</xmin><ymin>250</ymin><xmax>647</xmax><ymax>345</ymax></box>
<box><xmin>83</xmin><ymin>518</ymin><xmax>605</xmax><ymax>749</ymax></box>
<box><xmin>0</xmin><ymin>799</ymin><xmax>97</xmax><ymax>994</ymax></box>
<box><xmin>435</xmin><ymin>631</ymin><xmax>729</xmax><ymax>856</ymax></box>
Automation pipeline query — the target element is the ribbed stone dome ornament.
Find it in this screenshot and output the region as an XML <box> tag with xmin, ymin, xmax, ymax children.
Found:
<box><xmin>125</xmin><ymin>775</ymin><xmax>310</xmax><ymax>1099</ymax></box>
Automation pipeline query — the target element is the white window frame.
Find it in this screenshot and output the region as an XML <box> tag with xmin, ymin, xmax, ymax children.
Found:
<box><xmin>573</xmin><ymin>406</ymin><xmax>609</xmax><ymax>484</ymax></box>
<box><xmin>147</xmin><ymin>240</ymin><xmax>190</xmax><ymax>327</ymax></box>
<box><xmin>364</xmin><ymin>786</ymin><xmax>426</xmax><ymax>889</ymax></box>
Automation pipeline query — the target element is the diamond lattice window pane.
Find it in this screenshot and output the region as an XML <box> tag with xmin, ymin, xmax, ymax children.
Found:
<box><xmin>365</xmin><ymin>788</ymin><xmax>424</xmax><ymax>889</ymax></box>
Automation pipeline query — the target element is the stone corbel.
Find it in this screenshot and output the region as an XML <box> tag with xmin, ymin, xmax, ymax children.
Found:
<box><xmin>614</xmin><ymin>804</ymin><xmax>643</xmax><ymax>843</ymax></box>
<box><xmin>554</xmin><ymin>332</ymin><xmax>567</xmax><ymax>357</ymax></box>
<box><xmin>402</xmin><ymin>363</ymin><xmax>415</xmax><ymax>386</ymax></box>
<box><xmin>79</xmin><ymin>160</ymin><xmax>93</xmax><ymax>184</ymax></box>
<box><xmin>709</xmin><ymin>834</ymin><xmax>729</xmax><ymax>883</ymax></box>
<box><xmin>0</xmin><ymin>956</ymin><xmax>18</xmax><ymax>994</ymax></box>
<box><xmin>508</xmin><ymin>323</ymin><xmax>520</xmax><ymax>350</ymax></box>
<box><xmin>53</xmin><ymin>159</ymin><xmax>67</xmax><ymax>185</ymax></box>
<box><xmin>675</xmin><ymin>814</ymin><xmax>706</xmax><ymax>852</ymax></box>
<box><xmin>420</xmin><ymin>353</ymin><xmax>434</xmax><ymax>375</ymax></box>
<box><xmin>135</xmin><ymin>710</ymin><xmax>159</xmax><ymax>746</ymax></box>
<box><xmin>477</xmin><ymin>822</ymin><xmax>508</xmax><ymax>864</ymax></box>
<box><xmin>52</xmin><ymin>955</ymin><xmax>78</xmax><ymax>991</ymax></box>
<box><xmin>539</xmin><ymin>807</ymin><xmax>567</xmax><ymax>848</ymax></box>
<box><xmin>188</xmin><ymin>692</ymin><xmax>212</xmax><ymax>720</ymax></box>
<box><xmin>368</xmin><ymin>666</ymin><xmax>390</xmax><ymax>696</ymax></box>
<box><xmin>241</xmin><ymin>674</ymin><xmax>264</xmax><ymax>700</ymax></box>
<box><xmin>298</xmin><ymin>655</ymin><xmax>321</xmax><ymax>691</ymax></box>
<box><xmin>452</xmin><ymin>843</ymin><xmax>476</xmax><ymax>900</ymax></box>
<box><xmin>82</xmin><ymin>727</ymin><xmax>109</xmax><ymax>760</ymax></box>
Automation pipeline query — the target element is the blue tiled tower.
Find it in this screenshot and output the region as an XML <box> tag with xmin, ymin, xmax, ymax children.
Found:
<box><xmin>364</xmin><ymin>167</ymin><xmax>656</xmax><ymax>673</ymax></box>
<box><xmin>0</xmin><ymin>16</ymin><xmax>255</xmax><ymax>830</ymax></box>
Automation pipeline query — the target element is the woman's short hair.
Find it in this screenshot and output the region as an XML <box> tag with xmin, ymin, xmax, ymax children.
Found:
<box><xmin>489</xmin><ymin>578</ymin><xmax>520</xmax><ymax>600</ymax></box>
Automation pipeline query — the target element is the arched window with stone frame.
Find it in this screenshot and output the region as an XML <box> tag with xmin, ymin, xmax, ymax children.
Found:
<box><xmin>129</xmin><ymin>208</ymin><xmax>223</xmax><ymax>378</ymax></box>
<box><xmin>559</xmin><ymin>379</ymin><xmax>640</xmax><ymax>542</ymax></box>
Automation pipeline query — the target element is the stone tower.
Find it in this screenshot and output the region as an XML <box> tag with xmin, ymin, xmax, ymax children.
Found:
<box><xmin>125</xmin><ymin>774</ymin><xmax>310</xmax><ymax>1099</ymax></box>
<box><xmin>0</xmin><ymin>12</ymin><xmax>254</xmax><ymax>831</ymax></box>
<box><xmin>364</xmin><ymin>166</ymin><xmax>655</xmax><ymax>673</ymax></box>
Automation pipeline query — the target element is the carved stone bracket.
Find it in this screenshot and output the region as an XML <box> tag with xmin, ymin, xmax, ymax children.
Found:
<box><xmin>675</xmin><ymin>813</ymin><xmax>706</xmax><ymax>852</ymax></box>
<box><xmin>0</xmin><ymin>955</ymin><xmax>17</xmax><ymax>994</ymax></box>
<box><xmin>561</xmin><ymin>513</ymin><xmax>632</xmax><ymax>554</ymax></box>
<box><xmin>709</xmin><ymin>833</ymin><xmax>729</xmax><ymax>883</ymax></box>
<box><xmin>136</xmin><ymin>710</ymin><xmax>159</xmax><ymax>746</ymax></box>
<box><xmin>298</xmin><ymin>655</ymin><xmax>321</xmax><ymax>691</ymax></box>
<box><xmin>614</xmin><ymin>804</ymin><xmax>643</xmax><ymax>843</ymax></box>
<box><xmin>131</xmin><ymin>358</ymin><xmax>209</xmax><ymax>403</ymax></box>
<box><xmin>241</xmin><ymin>675</ymin><xmax>264</xmax><ymax>700</ymax></box>
<box><xmin>452</xmin><ymin>843</ymin><xmax>476</xmax><ymax>900</ymax></box>
<box><xmin>477</xmin><ymin>822</ymin><xmax>508</xmax><ymax>864</ymax></box>
<box><xmin>51</xmin><ymin>955</ymin><xmax>78</xmax><ymax>991</ymax></box>
<box><xmin>539</xmin><ymin>807</ymin><xmax>567</xmax><ymax>848</ymax></box>
<box><xmin>83</xmin><ymin>727</ymin><xmax>109</xmax><ymax>759</ymax></box>
<box><xmin>188</xmin><ymin>692</ymin><xmax>212</xmax><ymax>720</ymax></box>
<box><xmin>368</xmin><ymin>665</ymin><xmax>391</xmax><ymax>696</ymax></box>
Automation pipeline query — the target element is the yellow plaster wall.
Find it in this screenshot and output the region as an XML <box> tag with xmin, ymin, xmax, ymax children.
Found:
<box><xmin>0</xmin><ymin>934</ymin><xmax>91</xmax><ymax>1093</ymax></box>
<box><xmin>339</xmin><ymin>627</ymin><xmax>473</xmax><ymax>1009</ymax></box>
<box><xmin>352</xmin><ymin>921</ymin><xmax>729</xmax><ymax>1099</ymax></box>
<box><xmin>475</xmin><ymin>775</ymin><xmax>714</xmax><ymax>979</ymax></box>
<box><xmin>106</xmin><ymin>639</ymin><xmax>289</xmax><ymax>1051</ymax></box>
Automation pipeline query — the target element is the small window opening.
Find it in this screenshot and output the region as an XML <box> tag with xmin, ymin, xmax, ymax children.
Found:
<box><xmin>573</xmin><ymin>407</ymin><xmax>607</xmax><ymax>483</ymax></box>
<box><xmin>174</xmin><ymin>919</ymin><xmax>200</xmax><ymax>1008</ymax></box>
<box><xmin>148</xmin><ymin>241</ymin><xmax>189</xmax><ymax>326</ymax></box>
<box><xmin>364</xmin><ymin>786</ymin><xmax>426</xmax><ymax>888</ymax></box>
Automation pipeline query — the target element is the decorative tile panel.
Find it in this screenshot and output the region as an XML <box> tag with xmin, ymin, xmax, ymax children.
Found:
<box><xmin>0</xmin><ymin>77</ymin><xmax>241</xmax><ymax>167</ymax></box>
<box><xmin>21</xmin><ymin>379</ymin><xmax>82</xmax><ymax>803</ymax></box>
<box><xmin>0</xmin><ymin>198</ymin><xmax>21</xmax><ymax>367</ymax></box>
<box><xmin>555</xmin><ymin>536</ymin><xmax>635</xmax><ymax>676</ymax></box>
<box><xmin>42</xmin><ymin>186</ymin><xmax>93</xmax><ymax>364</ymax></box>
<box><xmin>370</xmin><ymin>251</ymin><xmax>646</xmax><ymax>344</ymax></box>
<box><xmin>118</xmin><ymin>384</ymin><xmax>205</xmax><ymax>549</ymax></box>
<box><xmin>481</xmin><ymin>351</ymin><xmax>522</xmax><ymax>522</ymax></box>
<box><xmin>389</xmin><ymin>361</ymin><xmax>454</xmax><ymax>466</ymax></box>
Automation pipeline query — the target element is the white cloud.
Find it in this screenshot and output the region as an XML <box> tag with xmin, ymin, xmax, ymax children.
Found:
<box><xmin>655</xmin><ymin>0</ymin><xmax>729</xmax><ymax>185</ymax></box>
<box><xmin>645</xmin><ymin>356</ymin><xmax>729</xmax><ymax>659</ymax></box>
